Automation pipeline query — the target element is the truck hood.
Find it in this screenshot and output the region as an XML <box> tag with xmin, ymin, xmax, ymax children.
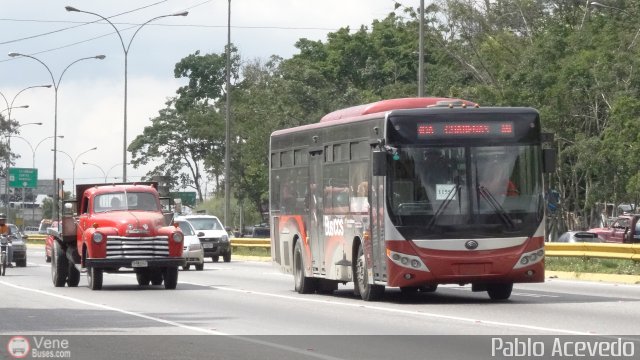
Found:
<box><xmin>92</xmin><ymin>211</ymin><xmax>167</xmax><ymax>236</ymax></box>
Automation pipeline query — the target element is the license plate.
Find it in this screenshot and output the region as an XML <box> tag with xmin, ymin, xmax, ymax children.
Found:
<box><xmin>202</xmin><ymin>243</ymin><xmax>213</xmax><ymax>248</ymax></box>
<box><xmin>132</xmin><ymin>260</ymin><xmax>148</xmax><ymax>267</ymax></box>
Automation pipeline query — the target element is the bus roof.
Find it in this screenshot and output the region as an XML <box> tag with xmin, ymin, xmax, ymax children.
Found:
<box><xmin>319</xmin><ymin>97</ymin><xmax>476</xmax><ymax>123</ymax></box>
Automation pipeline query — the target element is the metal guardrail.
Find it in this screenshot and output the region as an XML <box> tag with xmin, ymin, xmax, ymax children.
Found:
<box><xmin>230</xmin><ymin>238</ymin><xmax>270</xmax><ymax>248</ymax></box>
<box><xmin>545</xmin><ymin>243</ymin><xmax>640</xmax><ymax>261</ymax></box>
<box><xmin>26</xmin><ymin>234</ymin><xmax>638</xmax><ymax>261</ymax></box>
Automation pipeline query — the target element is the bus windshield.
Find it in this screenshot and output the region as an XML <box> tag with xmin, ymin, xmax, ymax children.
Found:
<box><xmin>386</xmin><ymin>145</ymin><xmax>542</xmax><ymax>239</ymax></box>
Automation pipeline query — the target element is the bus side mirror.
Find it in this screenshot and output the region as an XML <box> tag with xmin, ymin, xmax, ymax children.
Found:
<box><xmin>372</xmin><ymin>150</ymin><xmax>386</xmax><ymax>176</ymax></box>
<box><xmin>542</xmin><ymin>148</ymin><xmax>556</xmax><ymax>173</ymax></box>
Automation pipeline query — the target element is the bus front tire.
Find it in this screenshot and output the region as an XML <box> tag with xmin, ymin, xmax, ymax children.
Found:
<box><xmin>293</xmin><ymin>241</ymin><xmax>316</xmax><ymax>294</ymax></box>
<box><xmin>487</xmin><ymin>283</ymin><xmax>513</xmax><ymax>300</ymax></box>
<box><xmin>355</xmin><ymin>245</ymin><xmax>384</xmax><ymax>301</ymax></box>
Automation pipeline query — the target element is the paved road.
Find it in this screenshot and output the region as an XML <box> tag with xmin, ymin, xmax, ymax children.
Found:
<box><xmin>1</xmin><ymin>247</ymin><xmax>639</xmax><ymax>359</ymax></box>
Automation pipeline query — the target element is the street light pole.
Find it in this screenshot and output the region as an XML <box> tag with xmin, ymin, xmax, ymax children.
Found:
<box><xmin>65</xmin><ymin>6</ymin><xmax>188</xmax><ymax>183</ymax></box>
<box><xmin>11</xmin><ymin>135</ymin><xmax>63</xmax><ymax>222</ymax></box>
<box><xmin>3</xmin><ymin>122</ymin><xmax>43</xmax><ymax>218</ymax></box>
<box><xmin>8</xmin><ymin>53</ymin><xmax>106</xmax><ymax>219</ymax></box>
<box><xmin>418</xmin><ymin>0</ymin><xmax>425</xmax><ymax>97</ymax></box>
<box><xmin>82</xmin><ymin>161</ymin><xmax>106</xmax><ymax>182</ymax></box>
<box><xmin>52</xmin><ymin>147</ymin><xmax>97</xmax><ymax>198</ymax></box>
<box><xmin>0</xmin><ymin>86</ymin><xmax>50</xmax><ymax>219</ymax></box>
<box><xmin>224</xmin><ymin>0</ymin><xmax>231</xmax><ymax>227</ymax></box>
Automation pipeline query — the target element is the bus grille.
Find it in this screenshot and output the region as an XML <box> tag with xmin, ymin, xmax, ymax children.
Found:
<box><xmin>105</xmin><ymin>236</ymin><xmax>170</xmax><ymax>258</ymax></box>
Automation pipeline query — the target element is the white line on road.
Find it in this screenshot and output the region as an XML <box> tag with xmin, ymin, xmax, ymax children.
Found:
<box><xmin>177</xmin><ymin>280</ymin><xmax>592</xmax><ymax>335</ymax></box>
<box><xmin>0</xmin><ymin>280</ymin><xmax>350</xmax><ymax>360</ymax></box>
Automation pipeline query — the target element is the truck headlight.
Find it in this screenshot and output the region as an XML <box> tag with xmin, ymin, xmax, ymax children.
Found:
<box><xmin>221</xmin><ymin>235</ymin><xmax>229</xmax><ymax>243</ymax></box>
<box><xmin>92</xmin><ymin>232</ymin><xmax>104</xmax><ymax>244</ymax></box>
<box><xmin>173</xmin><ymin>232</ymin><xmax>184</xmax><ymax>243</ymax></box>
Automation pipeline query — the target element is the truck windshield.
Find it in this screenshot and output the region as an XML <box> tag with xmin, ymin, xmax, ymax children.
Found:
<box><xmin>94</xmin><ymin>192</ymin><xmax>159</xmax><ymax>213</ymax></box>
<box><xmin>386</xmin><ymin>145</ymin><xmax>542</xmax><ymax>239</ymax></box>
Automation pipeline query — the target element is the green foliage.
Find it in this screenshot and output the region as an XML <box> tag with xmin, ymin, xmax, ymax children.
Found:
<box><xmin>138</xmin><ymin>0</ymin><xmax>640</xmax><ymax>227</ymax></box>
<box><xmin>546</xmin><ymin>257</ymin><xmax>640</xmax><ymax>276</ymax></box>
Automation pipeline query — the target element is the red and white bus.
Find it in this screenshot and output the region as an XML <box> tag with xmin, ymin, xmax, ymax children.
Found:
<box><xmin>269</xmin><ymin>97</ymin><xmax>554</xmax><ymax>301</ymax></box>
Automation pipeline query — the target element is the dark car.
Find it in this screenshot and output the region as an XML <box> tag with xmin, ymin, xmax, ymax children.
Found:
<box><xmin>555</xmin><ymin>231</ymin><xmax>602</xmax><ymax>243</ymax></box>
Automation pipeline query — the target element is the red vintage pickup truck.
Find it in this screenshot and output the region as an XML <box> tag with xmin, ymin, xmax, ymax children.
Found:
<box><xmin>50</xmin><ymin>182</ymin><xmax>185</xmax><ymax>290</ymax></box>
<box><xmin>588</xmin><ymin>215</ymin><xmax>640</xmax><ymax>243</ymax></box>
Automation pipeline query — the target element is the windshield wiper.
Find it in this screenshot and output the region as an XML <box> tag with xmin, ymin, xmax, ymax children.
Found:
<box><xmin>477</xmin><ymin>185</ymin><xmax>515</xmax><ymax>229</ymax></box>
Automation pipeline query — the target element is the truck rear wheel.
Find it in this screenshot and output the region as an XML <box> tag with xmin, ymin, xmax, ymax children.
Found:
<box><xmin>67</xmin><ymin>262</ymin><xmax>81</xmax><ymax>287</ymax></box>
<box><xmin>163</xmin><ymin>267</ymin><xmax>178</xmax><ymax>289</ymax></box>
<box><xmin>88</xmin><ymin>267</ymin><xmax>103</xmax><ymax>290</ymax></box>
<box><xmin>136</xmin><ymin>271</ymin><xmax>151</xmax><ymax>286</ymax></box>
<box><xmin>150</xmin><ymin>271</ymin><xmax>163</xmax><ymax>285</ymax></box>
<box><xmin>52</xmin><ymin>242</ymin><xmax>68</xmax><ymax>287</ymax></box>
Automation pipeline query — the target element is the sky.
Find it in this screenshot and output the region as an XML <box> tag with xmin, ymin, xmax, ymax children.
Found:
<box><xmin>0</xmin><ymin>0</ymin><xmax>420</xmax><ymax>193</ymax></box>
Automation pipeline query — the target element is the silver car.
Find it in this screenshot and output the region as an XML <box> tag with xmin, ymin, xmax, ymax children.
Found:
<box><xmin>176</xmin><ymin>220</ymin><xmax>204</xmax><ymax>271</ymax></box>
<box><xmin>556</xmin><ymin>231</ymin><xmax>602</xmax><ymax>243</ymax></box>
<box><xmin>8</xmin><ymin>224</ymin><xmax>27</xmax><ymax>267</ymax></box>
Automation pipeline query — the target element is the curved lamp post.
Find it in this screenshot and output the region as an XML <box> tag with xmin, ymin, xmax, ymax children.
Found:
<box><xmin>105</xmin><ymin>162</ymin><xmax>130</xmax><ymax>183</ymax></box>
<box><xmin>52</xmin><ymin>147</ymin><xmax>97</xmax><ymax>198</ymax></box>
<box><xmin>3</xmin><ymin>122</ymin><xmax>43</xmax><ymax>217</ymax></box>
<box><xmin>82</xmin><ymin>161</ymin><xmax>106</xmax><ymax>183</ymax></box>
<box><xmin>65</xmin><ymin>6</ymin><xmax>188</xmax><ymax>182</ymax></box>
<box><xmin>8</xmin><ymin>53</ymin><xmax>106</xmax><ymax>218</ymax></box>
<box><xmin>12</xmin><ymin>135</ymin><xmax>64</xmax><ymax>221</ymax></box>
<box><xmin>1</xmin><ymin>85</ymin><xmax>50</xmax><ymax>218</ymax></box>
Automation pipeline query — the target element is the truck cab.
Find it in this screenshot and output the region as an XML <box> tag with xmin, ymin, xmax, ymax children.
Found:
<box><xmin>589</xmin><ymin>215</ymin><xmax>640</xmax><ymax>243</ymax></box>
<box><xmin>51</xmin><ymin>182</ymin><xmax>185</xmax><ymax>290</ymax></box>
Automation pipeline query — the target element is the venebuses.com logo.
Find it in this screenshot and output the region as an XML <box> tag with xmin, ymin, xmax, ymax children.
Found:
<box><xmin>6</xmin><ymin>336</ymin><xmax>30</xmax><ymax>359</ymax></box>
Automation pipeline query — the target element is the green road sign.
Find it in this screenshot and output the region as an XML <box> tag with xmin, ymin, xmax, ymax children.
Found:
<box><xmin>9</xmin><ymin>167</ymin><xmax>38</xmax><ymax>188</ymax></box>
<box><xmin>170</xmin><ymin>191</ymin><xmax>197</xmax><ymax>206</ymax></box>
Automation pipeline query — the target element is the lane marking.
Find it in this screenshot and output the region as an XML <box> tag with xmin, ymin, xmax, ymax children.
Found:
<box><xmin>177</xmin><ymin>280</ymin><xmax>592</xmax><ymax>335</ymax></box>
<box><xmin>0</xmin><ymin>280</ymin><xmax>347</xmax><ymax>360</ymax></box>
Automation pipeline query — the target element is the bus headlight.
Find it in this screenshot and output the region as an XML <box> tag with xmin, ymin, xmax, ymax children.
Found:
<box><xmin>386</xmin><ymin>249</ymin><xmax>429</xmax><ymax>272</ymax></box>
<box><xmin>513</xmin><ymin>247</ymin><xmax>544</xmax><ymax>269</ymax></box>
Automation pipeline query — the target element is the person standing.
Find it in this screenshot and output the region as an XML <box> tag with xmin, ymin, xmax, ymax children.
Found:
<box><xmin>0</xmin><ymin>214</ymin><xmax>13</xmax><ymax>267</ymax></box>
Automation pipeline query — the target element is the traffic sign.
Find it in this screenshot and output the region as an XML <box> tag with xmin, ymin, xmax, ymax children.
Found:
<box><xmin>170</xmin><ymin>191</ymin><xmax>197</xmax><ymax>206</ymax></box>
<box><xmin>9</xmin><ymin>168</ymin><xmax>38</xmax><ymax>188</ymax></box>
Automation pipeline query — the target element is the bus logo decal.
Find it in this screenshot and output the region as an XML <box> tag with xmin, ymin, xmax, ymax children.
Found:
<box><xmin>324</xmin><ymin>216</ymin><xmax>344</xmax><ymax>237</ymax></box>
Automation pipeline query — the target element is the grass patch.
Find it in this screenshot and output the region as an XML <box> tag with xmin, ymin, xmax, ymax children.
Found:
<box><xmin>546</xmin><ymin>257</ymin><xmax>640</xmax><ymax>275</ymax></box>
<box><xmin>232</xmin><ymin>246</ymin><xmax>270</xmax><ymax>257</ymax></box>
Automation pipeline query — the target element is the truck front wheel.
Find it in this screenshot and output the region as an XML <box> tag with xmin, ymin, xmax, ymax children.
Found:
<box><xmin>163</xmin><ymin>267</ymin><xmax>178</xmax><ymax>289</ymax></box>
<box><xmin>52</xmin><ymin>242</ymin><xmax>68</xmax><ymax>287</ymax></box>
<box><xmin>88</xmin><ymin>267</ymin><xmax>103</xmax><ymax>290</ymax></box>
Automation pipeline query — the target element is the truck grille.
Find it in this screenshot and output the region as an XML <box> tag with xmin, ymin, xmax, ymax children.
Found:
<box><xmin>106</xmin><ymin>236</ymin><xmax>170</xmax><ymax>258</ymax></box>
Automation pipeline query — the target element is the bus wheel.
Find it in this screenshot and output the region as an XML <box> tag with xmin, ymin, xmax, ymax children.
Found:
<box><xmin>420</xmin><ymin>284</ymin><xmax>438</xmax><ymax>293</ymax></box>
<box><xmin>355</xmin><ymin>245</ymin><xmax>384</xmax><ymax>301</ymax></box>
<box><xmin>400</xmin><ymin>287</ymin><xmax>419</xmax><ymax>294</ymax></box>
<box><xmin>293</xmin><ymin>241</ymin><xmax>316</xmax><ymax>294</ymax></box>
<box><xmin>487</xmin><ymin>283</ymin><xmax>513</xmax><ymax>300</ymax></box>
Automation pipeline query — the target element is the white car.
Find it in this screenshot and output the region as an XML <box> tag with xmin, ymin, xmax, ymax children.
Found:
<box><xmin>175</xmin><ymin>220</ymin><xmax>204</xmax><ymax>271</ymax></box>
<box><xmin>176</xmin><ymin>215</ymin><xmax>231</xmax><ymax>262</ymax></box>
